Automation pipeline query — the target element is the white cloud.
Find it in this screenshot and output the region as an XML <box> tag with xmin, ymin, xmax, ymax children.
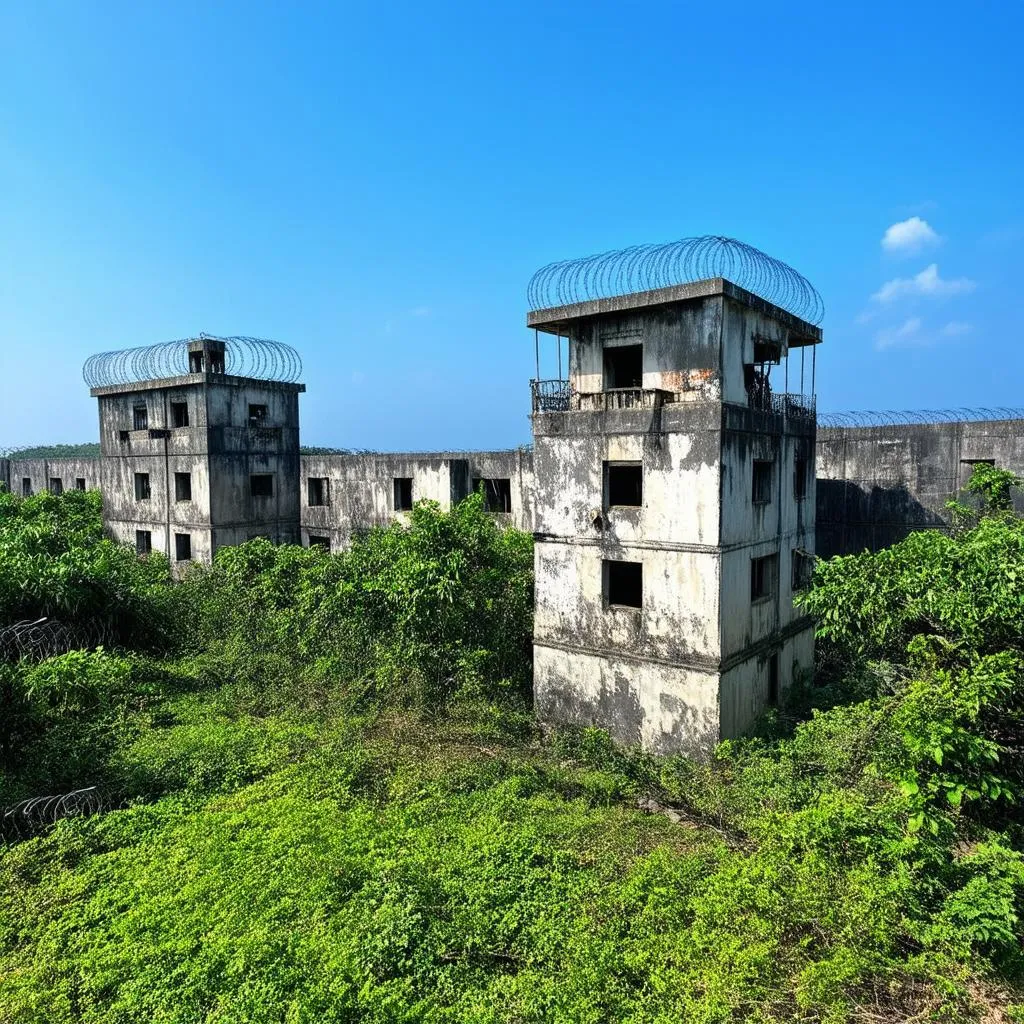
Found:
<box><xmin>875</xmin><ymin>317</ymin><xmax>923</xmax><ymax>351</ymax></box>
<box><xmin>872</xmin><ymin>263</ymin><xmax>976</xmax><ymax>303</ymax></box>
<box><xmin>882</xmin><ymin>216</ymin><xmax>940</xmax><ymax>253</ymax></box>
<box><xmin>940</xmin><ymin>321</ymin><xmax>973</xmax><ymax>337</ymax></box>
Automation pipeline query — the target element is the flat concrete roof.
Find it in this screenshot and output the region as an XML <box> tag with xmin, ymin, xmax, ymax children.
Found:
<box><xmin>89</xmin><ymin>372</ymin><xmax>306</xmax><ymax>397</ymax></box>
<box><xmin>527</xmin><ymin>277</ymin><xmax>822</xmax><ymax>346</ymax></box>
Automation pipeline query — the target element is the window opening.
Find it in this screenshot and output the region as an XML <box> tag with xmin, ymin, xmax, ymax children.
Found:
<box><xmin>394</xmin><ymin>477</ymin><xmax>413</xmax><ymax>511</ymax></box>
<box><xmin>308</xmin><ymin>477</ymin><xmax>330</xmax><ymax>507</ymax></box>
<box><xmin>134</xmin><ymin>473</ymin><xmax>151</xmax><ymax>501</ymax></box>
<box><xmin>136</xmin><ymin>530</ymin><xmax>152</xmax><ymax>555</ymax></box>
<box><xmin>471</xmin><ymin>477</ymin><xmax>512</xmax><ymax>513</ymax></box>
<box><xmin>119</xmin><ymin>430</ymin><xmax>130</xmax><ymax>443</ymax></box>
<box><xmin>605</xmin><ymin>559</ymin><xmax>643</xmax><ymax>608</ymax></box>
<box><xmin>603</xmin><ymin>344</ymin><xmax>643</xmax><ymax>390</ymax></box>
<box><xmin>794</xmin><ymin>457</ymin><xmax>808</xmax><ymax>500</ymax></box>
<box><xmin>248</xmin><ymin>404</ymin><xmax>268</xmax><ymax>426</ymax></box>
<box><xmin>171</xmin><ymin>402</ymin><xmax>189</xmax><ymax>427</ymax></box>
<box><xmin>751</xmin><ymin>554</ymin><xmax>777</xmax><ymax>601</ymax></box>
<box><xmin>21</xmin><ymin>478</ymin><xmax>32</xmax><ymax>496</ymax></box>
<box><xmin>133</xmin><ymin>405</ymin><xmax>148</xmax><ymax>430</ymax></box>
<box><xmin>250</xmin><ymin>474</ymin><xmax>274</xmax><ymax>498</ymax></box>
<box><xmin>174</xmin><ymin>472</ymin><xmax>192</xmax><ymax>502</ymax></box>
<box><xmin>791</xmin><ymin>550</ymin><xmax>813</xmax><ymax>592</ymax></box>
<box><xmin>308</xmin><ymin>535</ymin><xmax>331</xmax><ymax>550</ymax></box>
<box><xmin>752</xmin><ymin>460</ymin><xmax>773</xmax><ymax>504</ymax></box>
<box><xmin>49</xmin><ymin>478</ymin><xmax>63</xmax><ymax>495</ymax></box>
<box><xmin>75</xmin><ymin>478</ymin><xmax>86</xmax><ymax>491</ymax></box>
<box><xmin>605</xmin><ymin>462</ymin><xmax>642</xmax><ymax>507</ymax></box>
<box><xmin>174</xmin><ymin>533</ymin><xmax>192</xmax><ymax>562</ymax></box>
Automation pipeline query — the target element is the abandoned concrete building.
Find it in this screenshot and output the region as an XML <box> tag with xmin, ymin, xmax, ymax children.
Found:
<box><xmin>524</xmin><ymin>239</ymin><xmax>822</xmax><ymax>752</ymax></box>
<box><xmin>3</xmin><ymin>236</ymin><xmax>1023</xmax><ymax>753</ymax></box>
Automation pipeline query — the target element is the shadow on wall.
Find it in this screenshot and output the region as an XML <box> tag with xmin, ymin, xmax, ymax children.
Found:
<box><xmin>815</xmin><ymin>479</ymin><xmax>949</xmax><ymax>558</ymax></box>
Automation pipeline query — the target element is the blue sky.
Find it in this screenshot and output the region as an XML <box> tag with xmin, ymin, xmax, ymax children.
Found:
<box><xmin>1</xmin><ymin>0</ymin><xmax>1022</xmax><ymax>451</ymax></box>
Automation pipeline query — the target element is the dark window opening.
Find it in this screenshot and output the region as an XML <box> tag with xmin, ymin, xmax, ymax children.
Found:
<box><xmin>960</xmin><ymin>458</ymin><xmax>996</xmax><ymax>488</ymax></box>
<box><xmin>133</xmin><ymin>405</ymin><xmax>148</xmax><ymax>430</ymax></box>
<box><xmin>308</xmin><ymin>535</ymin><xmax>331</xmax><ymax>551</ymax></box>
<box><xmin>308</xmin><ymin>477</ymin><xmax>330</xmax><ymax>507</ymax></box>
<box><xmin>174</xmin><ymin>472</ymin><xmax>192</xmax><ymax>502</ymax></box>
<box><xmin>394</xmin><ymin>477</ymin><xmax>413</xmax><ymax>511</ymax></box>
<box><xmin>751</xmin><ymin>554</ymin><xmax>777</xmax><ymax>602</ymax></box>
<box><xmin>792</xmin><ymin>550</ymin><xmax>813</xmax><ymax>592</ymax></box>
<box><xmin>768</xmin><ymin>652</ymin><xmax>780</xmax><ymax>705</ymax></box>
<box><xmin>49</xmin><ymin>478</ymin><xmax>63</xmax><ymax>495</ymax></box>
<box><xmin>753</xmin><ymin>339</ymin><xmax>782</xmax><ymax>364</ymax></box>
<box><xmin>472</xmin><ymin>477</ymin><xmax>512</xmax><ymax>513</ymax></box>
<box><xmin>605</xmin><ymin>462</ymin><xmax>642</xmax><ymax>507</ymax></box>
<box><xmin>136</xmin><ymin>530</ymin><xmax>152</xmax><ymax>555</ymax></box>
<box><xmin>119</xmin><ymin>430</ymin><xmax>130</xmax><ymax>443</ymax></box>
<box><xmin>603</xmin><ymin>344</ymin><xmax>643</xmax><ymax>390</ymax></box>
<box><xmin>21</xmin><ymin>478</ymin><xmax>32</xmax><ymax>497</ymax></box>
<box><xmin>174</xmin><ymin>533</ymin><xmax>192</xmax><ymax>562</ymax></box>
<box><xmin>171</xmin><ymin>402</ymin><xmax>189</xmax><ymax>428</ymax></box>
<box><xmin>752</xmin><ymin>460</ymin><xmax>773</xmax><ymax>504</ymax></box>
<box><xmin>189</xmin><ymin>351</ymin><xmax>202</xmax><ymax>372</ymax></box>
<box><xmin>75</xmin><ymin>478</ymin><xmax>86</xmax><ymax>491</ymax></box>
<box><xmin>250</xmin><ymin>474</ymin><xmax>274</xmax><ymax>498</ymax></box>
<box><xmin>134</xmin><ymin>473</ymin><xmax>151</xmax><ymax>501</ymax></box>
<box><xmin>605</xmin><ymin>559</ymin><xmax>643</xmax><ymax>609</ymax></box>
<box><xmin>248</xmin><ymin>404</ymin><xmax>268</xmax><ymax>426</ymax></box>
<box><xmin>744</xmin><ymin>364</ymin><xmax>773</xmax><ymax>411</ymax></box>
<box><xmin>794</xmin><ymin>457</ymin><xmax>808</xmax><ymax>500</ymax></box>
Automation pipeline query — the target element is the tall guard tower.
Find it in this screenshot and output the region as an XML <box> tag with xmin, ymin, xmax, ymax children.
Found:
<box><xmin>84</xmin><ymin>335</ymin><xmax>304</xmax><ymax>568</ymax></box>
<box><xmin>528</xmin><ymin>237</ymin><xmax>823</xmax><ymax>754</ymax></box>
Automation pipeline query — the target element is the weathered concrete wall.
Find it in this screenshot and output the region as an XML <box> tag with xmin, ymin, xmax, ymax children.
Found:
<box><xmin>3</xmin><ymin>458</ymin><xmax>101</xmax><ymax>496</ymax></box>
<box><xmin>816</xmin><ymin>418</ymin><xmax>1024</xmax><ymax>556</ymax></box>
<box><xmin>299</xmin><ymin>449</ymin><xmax>533</xmax><ymax>551</ymax></box>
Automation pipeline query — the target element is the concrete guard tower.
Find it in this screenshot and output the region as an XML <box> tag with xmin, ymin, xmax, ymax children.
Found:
<box><xmin>527</xmin><ymin>236</ymin><xmax>823</xmax><ymax>755</ymax></box>
<box><xmin>83</xmin><ymin>334</ymin><xmax>304</xmax><ymax>568</ymax></box>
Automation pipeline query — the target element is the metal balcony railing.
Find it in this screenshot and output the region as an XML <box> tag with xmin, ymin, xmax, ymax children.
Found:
<box><xmin>531</xmin><ymin>379</ymin><xmax>572</xmax><ymax>413</ymax></box>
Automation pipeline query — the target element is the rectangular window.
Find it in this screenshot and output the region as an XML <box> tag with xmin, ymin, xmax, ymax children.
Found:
<box><xmin>471</xmin><ymin>477</ymin><xmax>512</xmax><ymax>513</ymax></box>
<box><xmin>21</xmin><ymin>478</ymin><xmax>32</xmax><ymax>497</ymax></box>
<box><xmin>394</xmin><ymin>477</ymin><xmax>413</xmax><ymax>511</ymax></box>
<box><xmin>752</xmin><ymin>460</ymin><xmax>773</xmax><ymax>504</ymax></box>
<box><xmin>119</xmin><ymin>430</ymin><xmax>130</xmax><ymax>443</ymax></box>
<box><xmin>308</xmin><ymin>535</ymin><xmax>331</xmax><ymax>551</ymax></box>
<box><xmin>49</xmin><ymin>478</ymin><xmax>63</xmax><ymax>495</ymax></box>
<box><xmin>75</xmin><ymin>478</ymin><xmax>86</xmax><ymax>491</ymax></box>
<box><xmin>171</xmin><ymin>401</ymin><xmax>189</xmax><ymax>428</ymax></box>
<box><xmin>791</xmin><ymin>550</ymin><xmax>813</xmax><ymax>592</ymax></box>
<box><xmin>603</xmin><ymin>344</ymin><xmax>643</xmax><ymax>390</ymax></box>
<box><xmin>307</xmin><ymin>477</ymin><xmax>330</xmax><ymax>507</ymax></box>
<box><xmin>605</xmin><ymin>462</ymin><xmax>642</xmax><ymax>507</ymax></box>
<box><xmin>751</xmin><ymin>553</ymin><xmax>778</xmax><ymax>602</ymax></box>
<box><xmin>250</xmin><ymin>474</ymin><xmax>274</xmax><ymax>498</ymax></box>
<box><xmin>174</xmin><ymin>472</ymin><xmax>192</xmax><ymax>502</ymax></box>
<box><xmin>133</xmin><ymin>405</ymin><xmax>148</xmax><ymax>430</ymax></box>
<box><xmin>794</xmin><ymin>457</ymin><xmax>808</xmax><ymax>500</ymax></box>
<box><xmin>605</xmin><ymin>559</ymin><xmax>643</xmax><ymax>609</ymax></box>
<box><xmin>134</xmin><ymin>472</ymin><xmax>151</xmax><ymax>501</ymax></box>
<box><xmin>248</xmin><ymin>404</ymin><xmax>268</xmax><ymax>426</ymax></box>
<box><xmin>135</xmin><ymin>530</ymin><xmax>152</xmax><ymax>555</ymax></box>
<box><xmin>960</xmin><ymin>458</ymin><xmax>995</xmax><ymax>488</ymax></box>
<box><xmin>174</xmin><ymin>533</ymin><xmax>192</xmax><ymax>562</ymax></box>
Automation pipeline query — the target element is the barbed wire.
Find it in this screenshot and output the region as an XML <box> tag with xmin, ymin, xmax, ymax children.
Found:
<box><xmin>818</xmin><ymin>407</ymin><xmax>1024</xmax><ymax>429</ymax></box>
<box><xmin>82</xmin><ymin>333</ymin><xmax>303</xmax><ymax>388</ymax></box>
<box><xmin>0</xmin><ymin>617</ymin><xmax>115</xmax><ymax>662</ymax></box>
<box><xmin>1</xmin><ymin>786</ymin><xmax>116</xmax><ymax>842</ymax></box>
<box><xmin>0</xmin><ymin>442</ymin><xmax>100</xmax><ymax>459</ymax></box>
<box><xmin>527</xmin><ymin>235</ymin><xmax>824</xmax><ymax>325</ymax></box>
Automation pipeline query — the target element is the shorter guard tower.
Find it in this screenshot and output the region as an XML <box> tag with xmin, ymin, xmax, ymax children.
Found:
<box><xmin>84</xmin><ymin>335</ymin><xmax>304</xmax><ymax>568</ymax></box>
<box><xmin>528</xmin><ymin>236</ymin><xmax>822</xmax><ymax>755</ymax></box>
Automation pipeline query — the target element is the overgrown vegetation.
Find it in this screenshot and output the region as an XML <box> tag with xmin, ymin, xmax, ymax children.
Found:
<box><xmin>2</xmin><ymin>474</ymin><xmax>1024</xmax><ymax>1021</ymax></box>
